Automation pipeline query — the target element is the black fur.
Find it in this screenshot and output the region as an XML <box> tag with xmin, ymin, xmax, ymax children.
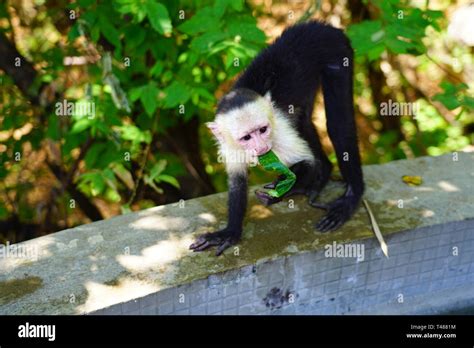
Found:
<box><xmin>216</xmin><ymin>88</ymin><xmax>260</xmax><ymax>115</ymax></box>
<box><xmin>189</xmin><ymin>173</ymin><xmax>247</xmax><ymax>256</ymax></box>
<box><xmin>190</xmin><ymin>21</ymin><xmax>365</xmax><ymax>255</ymax></box>
<box><xmin>227</xmin><ymin>173</ymin><xmax>248</xmax><ymax>231</ymax></box>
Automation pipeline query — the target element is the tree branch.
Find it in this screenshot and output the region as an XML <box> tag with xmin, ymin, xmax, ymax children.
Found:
<box><xmin>0</xmin><ymin>32</ymin><xmax>40</xmax><ymax>104</ymax></box>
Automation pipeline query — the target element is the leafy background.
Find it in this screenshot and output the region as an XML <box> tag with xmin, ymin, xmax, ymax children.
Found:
<box><xmin>0</xmin><ymin>0</ymin><xmax>472</xmax><ymax>242</ymax></box>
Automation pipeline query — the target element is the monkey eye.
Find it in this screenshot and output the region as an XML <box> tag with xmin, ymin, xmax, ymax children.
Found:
<box><xmin>259</xmin><ymin>126</ymin><xmax>268</xmax><ymax>134</ymax></box>
<box><xmin>242</xmin><ymin>134</ymin><xmax>251</xmax><ymax>141</ymax></box>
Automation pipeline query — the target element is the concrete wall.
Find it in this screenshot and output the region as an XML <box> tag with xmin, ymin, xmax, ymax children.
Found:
<box><xmin>91</xmin><ymin>220</ymin><xmax>474</xmax><ymax>315</ymax></box>
<box><xmin>1</xmin><ymin>153</ymin><xmax>473</xmax><ymax>315</ymax></box>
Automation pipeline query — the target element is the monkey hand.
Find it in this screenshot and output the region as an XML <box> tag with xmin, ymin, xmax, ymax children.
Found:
<box><xmin>313</xmin><ymin>188</ymin><xmax>361</xmax><ymax>232</ymax></box>
<box><xmin>189</xmin><ymin>228</ymin><xmax>241</xmax><ymax>256</ymax></box>
<box><xmin>255</xmin><ymin>189</ymin><xmax>283</xmax><ymax>206</ymax></box>
<box><xmin>263</xmin><ymin>174</ymin><xmax>287</xmax><ymax>189</ymax></box>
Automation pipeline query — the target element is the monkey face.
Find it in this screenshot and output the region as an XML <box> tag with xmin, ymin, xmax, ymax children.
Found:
<box><xmin>237</xmin><ymin>124</ymin><xmax>272</xmax><ymax>156</ymax></box>
<box><xmin>207</xmin><ymin>94</ymin><xmax>275</xmax><ymax>156</ymax></box>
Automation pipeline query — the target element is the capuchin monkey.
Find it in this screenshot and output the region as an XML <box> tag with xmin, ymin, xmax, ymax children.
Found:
<box><xmin>190</xmin><ymin>21</ymin><xmax>364</xmax><ymax>256</ymax></box>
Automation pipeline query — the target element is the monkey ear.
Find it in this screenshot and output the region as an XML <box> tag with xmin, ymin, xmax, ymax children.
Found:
<box><xmin>206</xmin><ymin>122</ymin><xmax>223</xmax><ymax>142</ymax></box>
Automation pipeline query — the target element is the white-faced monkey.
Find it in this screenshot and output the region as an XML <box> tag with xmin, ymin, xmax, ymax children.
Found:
<box><xmin>190</xmin><ymin>21</ymin><xmax>364</xmax><ymax>256</ymax></box>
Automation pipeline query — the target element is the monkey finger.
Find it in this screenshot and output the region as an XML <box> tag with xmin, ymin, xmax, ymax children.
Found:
<box><xmin>316</xmin><ymin>218</ymin><xmax>331</xmax><ymax>232</ymax></box>
<box><xmin>317</xmin><ymin>221</ymin><xmax>334</xmax><ymax>232</ymax></box>
<box><xmin>316</xmin><ymin>212</ymin><xmax>339</xmax><ymax>232</ymax></box>
<box><xmin>317</xmin><ymin>207</ymin><xmax>345</xmax><ymax>231</ymax></box>
<box><xmin>309</xmin><ymin>200</ymin><xmax>330</xmax><ymax>210</ymax></box>
<box><xmin>255</xmin><ymin>190</ymin><xmax>281</xmax><ymax>206</ymax></box>
<box><xmin>326</xmin><ymin>219</ymin><xmax>344</xmax><ymax>232</ymax></box>
<box><xmin>319</xmin><ymin>217</ymin><xmax>341</xmax><ymax>232</ymax></box>
<box><xmin>215</xmin><ymin>240</ymin><xmax>233</xmax><ymax>256</ymax></box>
<box><xmin>191</xmin><ymin>240</ymin><xmax>212</xmax><ymax>252</ymax></box>
<box><xmin>189</xmin><ymin>235</ymin><xmax>209</xmax><ymax>249</ymax></box>
<box><xmin>189</xmin><ymin>234</ymin><xmax>221</xmax><ymax>250</ymax></box>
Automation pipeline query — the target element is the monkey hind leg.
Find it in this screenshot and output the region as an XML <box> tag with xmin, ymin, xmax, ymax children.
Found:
<box><xmin>315</xmin><ymin>59</ymin><xmax>364</xmax><ymax>233</ymax></box>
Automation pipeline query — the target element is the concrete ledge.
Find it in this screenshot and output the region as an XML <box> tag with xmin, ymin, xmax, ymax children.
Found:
<box><xmin>0</xmin><ymin>153</ymin><xmax>473</xmax><ymax>315</ymax></box>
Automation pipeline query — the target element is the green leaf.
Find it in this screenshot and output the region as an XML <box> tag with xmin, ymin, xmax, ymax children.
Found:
<box><xmin>178</xmin><ymin>7</ymin><xmax>220</xmax><ymax>35</ymax></box>
<box><xmin>121</xmin><ymin>203</ymin><xmax>132</xmax><ymax>214</ymax></box>
<box><xmin>71</xmin><ymin>118</ymin><xmax>93</xmax><ymax>134</ymax></box>
<box><xmin>193</xmin><ymin>87</ymin><xmax>215</xmax><ymax>102</ymax></box>
<box><xmin>213</xmin><ymin>0</ymin><xmax>230</xmax><ymax>18</ymax></box>
<box><xmin>148</xmin><ymin>160</ymin><xmax>167</xmax><ymax>181</ymax></box>
<box><xmin>348</xmin><ymin>20</ymin><xmax>384</xmax><ymax>58</ymax></box>
<box><xmin>85</xmin><ymin>143</ymin><xmax>107</xmax><ymax>169</ymax></box>
<box><xmin>150</xmin><ymin>61</ymin><xmax>164</xmax><ymax>76</ymax></box>
<box><xmin>226</xmin><ymin>21</ymin><xmax>266</xmax><ymax>44</ymax></box>
<box><xmin>78</xmin><ymin>0</ymin><xmax>95</xmax><ymax>6</ymax></box>
<box><xmin>91</xmin><ymin>174</ymin><xmax>105</xmax><ymax>196</ymax></box>
<box><xmin>79</xmin><ymin>172</ymin><xmax>106</xmax><ymax>196</ymax></box>
<box><xmin>367</xmin><ymin>44</ymin><xmax>385</xmax><ymax>61</ymax></box>
<box><xmin>0</xmin><ymin>203</ymin><xmax>8</xmax><ymax>219</ymax></box>
<box><xmin>98</xmin><ymin>15</ymin><xmax>121</xmax><ymax>48</ymax></box>
<box><xmin>140</xmin><ymin>83</ymin><xmax>159</xmax><ymax>116</ymax></box>
<box><xmin>145</xmin><ymin>0</ymin><xmax>172</xmax><ymax>35</ymax></box>
<box><xmin>190</xmin><ymin>31</ymin><xmax>227</xmax><ymax>53</ymax></box>
<box><xmin>162</xmin><ymin>81</ymin><xmax>191</xmax><ymax>108</ymax></box>
<box><xmin>129</xmin><ymin>86</ymin><xmax>144</xmax><ymax>102</ymax></box>
<box><xmin>463</xmin><ymin>96</ymin><xmax>474</xmax><ymax>110</ymax></box>
<box><xmin>229</xmin><ymin>0</ymin><xmax>244</xmax><ymax>11</ymax></box>
<box><xmin>46</xmin><ymin>114</ymin><xmax>60</xmax><ymax>140</ymax></box>
<box><xmin>385</xmin><ymin>37</ymin><xmax>413</xmax><ymax>54</ymax></box>
<box><xmin>96</xmin><ymin>145</ymin><xmax>120</xmax><ymax>169</ymax></box>
<box><xmin>105</xmin><ymin>187</ymin><xmax>121</xmax><ymax>202</ymax></box>
<box><xmin>68</xmin><ymin>23</ymin><xmax>82</xmax><ymax>42</ymax></box>
<box><xmin>145</xmin><ymin>178</ymin><xmax>164</xmax><ymax>194</ymax></box>
<box><xmin>157</xmin><ymin>174</ymin><xmax>180</xmax><ymax>188</ymax></box>
<box><xmin>119</xmin><ymin>125</ymin><xmax>152</xmax><ymax>144</ymax></box>
<box><xmin>115</xmin><ymin>0</ymin><xmax>147</xmax><ymax>22</ymax></box>
<box><xmin>124</xmin><ymin>24</ymin><xmax>146</xmax><ymax>48</ymax></box>
<box><xmin>432</xmin><ymin>81</ymin><xmax>471</xmax><ymax>111</ymax></box>
<box><xmin>432</xmin><ymin>94</ymin><xmax>461</xmax><ymax>110</ymax></box>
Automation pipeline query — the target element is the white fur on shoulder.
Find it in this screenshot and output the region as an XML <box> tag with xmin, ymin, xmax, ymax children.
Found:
<box><xmin>271</xmin><ymin>107</ymin><xmax>315</xmax><ymax>166</ymax></box>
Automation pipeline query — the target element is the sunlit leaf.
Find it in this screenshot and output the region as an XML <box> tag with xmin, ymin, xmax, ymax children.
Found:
<box><xmin>145</xmin><ymin>0</ymin><xmax>172</xmax><ymax>35</ymax></box>
<box><xmin>402</xmin><ymin>175</ymin><xmax>423</xmax><ymax>186</ymax></box>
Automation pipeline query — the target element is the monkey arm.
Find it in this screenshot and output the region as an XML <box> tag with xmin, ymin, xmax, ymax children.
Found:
<box><xmin>189</xmin><ymin>172</ymin><xmax>247</xmax><ymax>256</ymax></box>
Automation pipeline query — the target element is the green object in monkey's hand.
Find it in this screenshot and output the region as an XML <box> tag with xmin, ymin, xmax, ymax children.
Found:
<box><xmin>256</xmin><ymin>150</ymin><xmax>296</xmax><ymax>199</ymax></box>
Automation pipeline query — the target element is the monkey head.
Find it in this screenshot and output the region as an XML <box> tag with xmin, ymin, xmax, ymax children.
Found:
<box><xmin>207</xmin><ymin>89</ymin><xmax>275</xmax><ymax>159</ymax></box>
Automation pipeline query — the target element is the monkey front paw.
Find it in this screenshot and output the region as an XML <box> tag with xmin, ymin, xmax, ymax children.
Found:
<box><xmin>263</xmin><ymin>174</ymin><xmax>287</xmax><ymax>190</ymax></box>
<box><xmin>255</xmin><ymin>190</ymin><xmax>282</xmax><ymax>206</ymax></box>
<box><xmin>315</xmin><ymin>196</ymin><xmax>359</xmax><ymax>233</ymax></box>
<box><xmin>189</xmin><ymin>228</ymin><xmax>240</xmax><ymax>256</ymax></box>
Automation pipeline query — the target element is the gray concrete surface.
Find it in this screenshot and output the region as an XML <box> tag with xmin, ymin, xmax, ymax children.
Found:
<box><xmin>92</xmin><ymin>219</ymin><xmax>474</xmax><ymax>315</ymax></box>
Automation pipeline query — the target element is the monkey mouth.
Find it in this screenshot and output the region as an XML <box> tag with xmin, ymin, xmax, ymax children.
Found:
<box><xmin>256</xmin><ymin>148</ymin><xmax>271</xmax><ymax>156</ymax></box>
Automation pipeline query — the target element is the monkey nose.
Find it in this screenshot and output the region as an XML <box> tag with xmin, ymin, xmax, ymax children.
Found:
<box><xmin>256</xmin><ymin>147</ymin><xmax>270</xmax><ymax>156</ymax></box>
